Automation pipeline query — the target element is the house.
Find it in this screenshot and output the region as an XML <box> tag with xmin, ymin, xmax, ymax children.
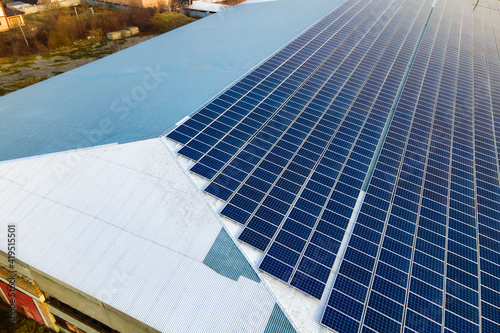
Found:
<box><xmin>0</xmin><ymin>2</ymin><xmax>26</xmax><ymax>32</ymax></box>
<box><xmin>179</xmin><ymin>0</ymin><xmax>228</xmax><ymax>17</ymax></box>
<box><xmin>6</xmin><ymin>1</ymin><xmax>34</xmax><ymax>11</ymax></box>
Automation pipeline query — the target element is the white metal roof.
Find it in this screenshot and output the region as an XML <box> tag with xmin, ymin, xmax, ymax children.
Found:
<box><xmin>0</xmin><ymin>0</ymin><xmax>350</xmax><ymax>331</ymax></box>
<box><xmin>0</xmin><ymin>138</ymin><xmax>279</xmax><ymax>332</ymax></box>
<box><xmin>168</xmin><ymin>139</ymin><xmax>342</xmax><ymax>333</ymax></box>
<box><xmin>188</xmin><ymin>1</ymin><xmax>229</xmax><ymax>12</ymax></box>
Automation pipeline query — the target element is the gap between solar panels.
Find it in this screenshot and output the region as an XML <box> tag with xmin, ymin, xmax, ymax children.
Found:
<box><xmin>172</xmin><ymin>0</ymin><xmax>430</xmax><ymax>298</ymax></box>
<box><xmin>320</xmin><ymin>0</ymin><xmax>440</xmax><ymax>330</ymax></box>
<box><xmin>168</xmin><ymin>0</ymin><xmax>430</xmax><ymax>298</ymax></box>
<box><xmin>252</xmin><ymin>0</ymin><xmax>420</xmax><ymax>299</ymax></box>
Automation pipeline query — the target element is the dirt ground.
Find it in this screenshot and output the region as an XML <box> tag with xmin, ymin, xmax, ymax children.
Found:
<box><xmin>0</xmin><ymin>34</ymin><xmax>156</xmax><ymax>96</ymax></box>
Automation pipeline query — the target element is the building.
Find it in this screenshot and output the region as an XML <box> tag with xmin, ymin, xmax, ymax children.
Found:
<box><xmin>78</xmin><ymin>0</ymin><xmax>181</xmax><ymax>9</ymax></box>
<box><xmin>0</xmin><ymin>3</ymin><xmax>26</xmax><ymax>32</ymax></box>
<box><xmin>179</xmin><ymin>1</ymin><xmax>229</xmax><ymax>18</ymax></box>
<box><xmin>0</xmin><ymin>0</ymin><xmax>499</xmax><ymax>332</ymax></box>
<box><xmin>6</xmin><ymin>1</ymin><xmax>34</xmax><ymax>11</ymax></box>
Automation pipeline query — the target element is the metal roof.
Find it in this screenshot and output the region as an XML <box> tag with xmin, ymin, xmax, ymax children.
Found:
<box><xmin>0</xmin><ymin>0</ymin><xmax>346</xmax><ymax>163</ymax></box>
<box><xmin>0</xmin><ymin>0</ymin><xmax>349</xmax><ymax>332</ymax></box>
<box><xmin>0</xmin><ymin>138</ymin><xmax>281</xmax><ymax>332</ymax></box>
<box><xmin>188</xmin><ymin>1</ymin><xmax>229</xmax><ymax>12</ymax></box>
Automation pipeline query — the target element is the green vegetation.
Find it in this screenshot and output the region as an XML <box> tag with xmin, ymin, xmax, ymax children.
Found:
<box><xmin>0</xmin><ymin>4</ymin><xmax>157</xmax><ymax>59</ymax></box>
<box><xmin>0</xmin><ymin>34</ymin><xmax>155</xmax><ymax>96</ymax></box>
<box><xmin>152</xmin><ymin>12</ymin><xmax>195</xmax><ymax>34</ymax></box>
<box><xmin>0</xmin><ymin>4</ymin><xmax>200</xmax><ymax>96</ymax></box>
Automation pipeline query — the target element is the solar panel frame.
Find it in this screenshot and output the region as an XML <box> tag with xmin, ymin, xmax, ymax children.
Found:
<box><xmin>173</xmin><ymin>0</ymin><xmax>375</xmax><ymax>168</ymax></box>
<box><xmin>166</xmin><ymin>0</ymin><xmax>500</xmax><ymax>330</ymax></box>
<box><xmin>322</xmin><ymin>0</ymin><xmax>451</xmax><ymax>330</ymax></box>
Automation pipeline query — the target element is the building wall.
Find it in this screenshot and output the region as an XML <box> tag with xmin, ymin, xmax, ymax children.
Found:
<box><xmin>7</xmin><ymin>14</ymin><xmax>26</xmax><ymax>29</ymax></box>
<box><xmin>0</xmin><ymin>264</ymin><xmax>59</xmax><ymax>331</ymax></box>
<box><xmin>0</xmin><ymin>251</ymin><xmax>160</xmax><ymax>333</ymax></box>
<box><xmin>0</xmin><ymin>280</ymin><xmax>45</xmax><ymax>325</ymax></box>
<box><xmin>0</xmin><ymin>16</ymin><xmax>9</xmax><ymax>32</ymax></box>
<box><xmin>0</xmin><ymin>4</ymin><xmax>11</xmax><ymax>32</ymax></box>
<box><xmin>0</xmin><ymin>3</ymin><xmax>25</xmax><ymax>30</ymax></box>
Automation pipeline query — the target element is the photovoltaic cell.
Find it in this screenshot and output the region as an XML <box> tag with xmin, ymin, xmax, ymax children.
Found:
<box><xmin>323</xmin><ymin>0</ymin><xmax>500</xmax><ymax>331</ymax></box>
<box><xmin>254</xmin><ymin>0</ymin><xmax>425</xmax><ymax>296</ymax></box>
<box><xmin>166</xmin><ymin>0</ymin><xmax>500</xmax><ymax>330</ymax></box>
<box><xmin>473</xmin><ymin>3</ymin><xmax>500</xmax><ymax>331</ymax></box>
<box><xmin>323</xmin><ymin>0</ymin><xmax>448</xmax><ymax>328</ymax></box>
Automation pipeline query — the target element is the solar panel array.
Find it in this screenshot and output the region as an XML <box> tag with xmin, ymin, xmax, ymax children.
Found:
<box><xmin>322</xmin><ymin>0</ymin><xmax>500</xmax><ymax>332</ymax></box>
<box><xmin>167</xmin><ymin>0</ymin><xmax>500</xmax><ymax>331</ymax></box>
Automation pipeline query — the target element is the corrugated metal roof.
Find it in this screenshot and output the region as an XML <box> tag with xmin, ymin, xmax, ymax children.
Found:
<box><xmin>188</xmin><ymin>1</ymin><xmax>229</xmax><ymax>12</ymax></box>
<box><xmin>264</xmin><ymin>304</ymin><xmax>296</xmax><ymax>333</ymax></box>
<box><xmin>0</xmin><ymin>0</ymin><xmax>346</xmax><ymax>163</ymax></box>
<box><xmin>170</xmin><ymin>138</ymin><xmax>345</xmax><ymax>333</ymax></box>
<box><xmin>0</xmin><ymin>138</ymin><xmax>278</xmax><ymax>332</ymax></box>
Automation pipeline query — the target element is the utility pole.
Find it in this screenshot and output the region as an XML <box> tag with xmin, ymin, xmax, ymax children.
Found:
<box><xmin>14</xmin><ymin>9</ymin><xmax>28</xmax><ymax>46</ymax></box>
<box><xmin>74</xmin><ymin>6</ymin><xmax>80</xmax><ymax>24</ymax></box>
<box><xmin>74</xmin><ymin>6</ymin><xmax>82</xmax><ymax>36</ymax></box>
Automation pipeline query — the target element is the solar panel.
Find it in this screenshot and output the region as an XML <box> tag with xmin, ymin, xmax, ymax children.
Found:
<box><xmin>190</xmin><ymin>0</ymin><xmax>380</xmax><ymax>180</ymax></box>
<box><xmin>473</xmin><ymin>4</ymin><xmax>500</xmax><ymax>332</ymax></box>
<box><xmin>172</xmin><ymin>0</ymin><xmax>439</xmax><ymax>300</ymax></box>
<box><xmin>322</xmin><ymin>0</ymin><xmax>453</xmax><ymax>328</ymax></box>
<box><xmin>168</xmin><ymin>0</ymin><xmax>366</xmax><ymax>162</ymax></box>
<box><xmin>257</xmin><ymin>0</ymin><xmax>434</xmax><ymax>298</ymax></box>
<box><xmin>323</xmin><ymin>0</ymin><xmax>500</xmax><ymax>331</ymax></box>
<box><xmin>166</xmin><ymin>0</ymin><xmax>500</xmax><ymax>330</ymax></box>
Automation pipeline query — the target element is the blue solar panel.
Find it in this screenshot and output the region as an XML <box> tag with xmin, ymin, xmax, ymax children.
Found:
<box><xmin>322</xmin><ymin>0</ymin><xmax>500</xmax><ymax>331</ymax></box>
<box><xmin>169</xmin><ymin>0</ymin><xmax>369</xmax><ymax>156</ymax></box>
<box><xmin>322</xmin><ymin>0</ymin><xmax>441</xmax><ymax>327</ymax></box>
<box><xmin>167</xmin><ymin>0</ymin><xmax>500</xmax><ymax>329</ymax></box>
<box><xmin>250</xmin><ymin>0</ymin><xmax>429</xmax><ymax>297</ymax></box>
<box><xmin>473</xmin><ymin>4</ymin><xmax>500</xmax><ymax>332</ymax></box>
